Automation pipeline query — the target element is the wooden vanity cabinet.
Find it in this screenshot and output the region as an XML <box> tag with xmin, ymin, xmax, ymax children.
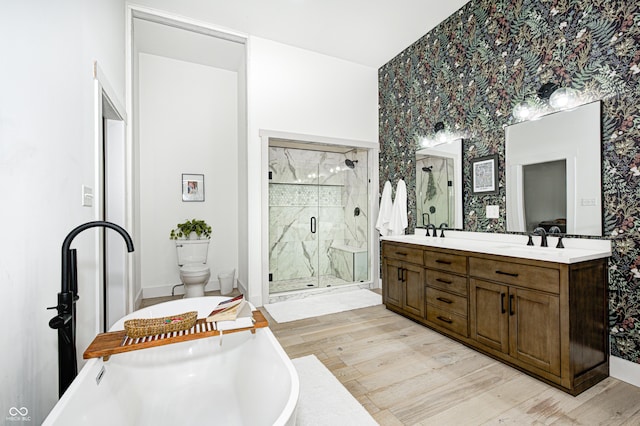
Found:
<box><xmin>424</xmin><ymin>249</ymin><xmax>469</xmax><ymax>337</ymax></box>
<box><xmin>469</xmin><ymin>255</ymin><xmax>608</xmax><ymax>394</ymax></box>
<box><xmin>382</xmin><ymin>243</ymin><xmax>425</xmax><ymax>319</ymax></box>
<box><xmin>381</xmin><ymin>240</ymin><xmax>609</xmax><ymax>395</ymax></box>
<box><xmin>470</xmin><ymin>278</ymin><xmax>561</xmax><ymax>376</ymax></box>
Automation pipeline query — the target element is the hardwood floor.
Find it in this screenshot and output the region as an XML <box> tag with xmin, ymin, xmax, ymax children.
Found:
<box><xmin>140</xmin><ymin>291</ymin><xmax>640</xmax><ymax>424</ymax></box>
<box><xmin>261</xmin><ymin>300</ymin><xmax>640</xmax><ymax>425</ymax></box>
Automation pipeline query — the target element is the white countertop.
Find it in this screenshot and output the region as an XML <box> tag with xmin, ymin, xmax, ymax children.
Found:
<box><xmin>382</xmin><ymin>230</ymin><xmax>611</xmax><ymax>264</ymax></box>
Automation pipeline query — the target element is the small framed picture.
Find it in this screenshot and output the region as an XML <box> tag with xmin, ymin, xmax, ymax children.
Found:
<box><xmin>471</xmin><ymin>154</ymin><xmax>498</xmax><ymax>195</ymax></box>
<box><xmin>182</xmin><ymin>173</ymin><xmax>204</xmax><ymax>202</ymax></box>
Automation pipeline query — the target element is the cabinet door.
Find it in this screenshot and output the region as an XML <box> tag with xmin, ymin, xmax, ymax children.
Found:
<box><xmin>383</xmin><ymin>258</ymin><xmax>403</xmax><ymax>309</ymax></box>
<box><xmin>403</xmin><ymin>263</ymin><xmax>425</xmax><ymax>318</ymax></box>
<box><xmin>509</xmin><ymin>288</ymin><xmax>561</xmax><ymax>376</ymax></box>
<box><xmin>470</xmin><ymin>279</ymin><xmax>509</xmax><ymax>353</ymax></box>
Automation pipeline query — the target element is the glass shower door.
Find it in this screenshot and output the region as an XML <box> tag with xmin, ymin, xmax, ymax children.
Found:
<box><xmin>269</xmin><ymin>155</ymin><xmax>320</xmax><ymax>293</ymax></box>
<box><xmin>269</xmin><ymin>145</ymin><xmax>370</xmax><ymax>294</ymax></box>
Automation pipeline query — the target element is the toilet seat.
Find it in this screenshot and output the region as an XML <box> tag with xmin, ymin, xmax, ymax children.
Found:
<box><xmin>180</xmin><ymin>264</ymin><xmax>209</xmax><ymax>276</ymax></box>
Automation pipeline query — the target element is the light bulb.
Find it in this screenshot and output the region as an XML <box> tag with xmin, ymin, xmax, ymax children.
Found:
<box><xmin>549</xmin><ymin>87</ymin><xmax>578</xmax><ymax>109</ymax></box>
<box><xmin>436</xmin><ymin>130</ymin><xmax>449</xmax><ymax>143</ymax></box>
<box><xmin>513</xmin><ymin>101</ymin><xmax>533</xmax><ymax>120</ymax></box>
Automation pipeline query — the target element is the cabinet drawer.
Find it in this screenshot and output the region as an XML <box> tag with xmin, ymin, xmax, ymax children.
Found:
<box><xmin>469</xmin><ymin>257</ymin><xmax>559</xmax><ymax>294</ymax></box>
<box><xmin>426</xmin><ymin>270</ymin><xmax>467</xmax><ymax>296</ymax></box>
<box><xmin>427</xmin><ymin>287</ymin><xmax>467</xmax><ymax>317</ymax></box>
<box><xmin>383</xmin><ymin>243</ymin><xmax>424</xmax><ymax>264</ymax></box>
<box><xmin>424</xmin><ymin>250</ymin><xmax>467</xmax><ymax>274</ymax></box>
<box><xmin>427</xmin><ymin>306</ymin><xmax>468</xmax><ymax>337</ymax></box>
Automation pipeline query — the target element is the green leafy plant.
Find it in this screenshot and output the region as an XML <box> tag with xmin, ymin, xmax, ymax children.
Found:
<box><xmin>169</xmin><ymin>219</ymin><xmax>212</xmax><ymax>240</ymax></box>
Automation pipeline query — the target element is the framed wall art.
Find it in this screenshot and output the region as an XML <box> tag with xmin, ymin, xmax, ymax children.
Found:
<box><xmin>471</xmin><ymin>154</ymin><xmax>498</xmax><ymax>195</ymax></box>
<box><xmin>182</xmin><ymin>173</ymin><xmax>204</xmax><ymax>202</ymax></box>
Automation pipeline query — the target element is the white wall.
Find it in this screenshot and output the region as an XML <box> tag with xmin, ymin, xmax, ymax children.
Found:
<box><xmin>138</xmin><ymin>53</ymin><xmax>238</xmax><ymax>295</ymax></box>
<box><xmin>0</xmin><ymin>1</ymin><xmax>125</xmax><ymax>422</ymax></box>
<box><xmin>247</xmin><ymin>36</ymin><xmax>379</xmax><ymax>304</ymax></box>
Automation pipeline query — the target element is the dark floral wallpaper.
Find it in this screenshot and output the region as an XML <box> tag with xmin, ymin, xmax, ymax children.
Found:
<box><xmin>379</xmin><ymin>0</ymin><xmax>640</xmax><ymax>363</ymax></box>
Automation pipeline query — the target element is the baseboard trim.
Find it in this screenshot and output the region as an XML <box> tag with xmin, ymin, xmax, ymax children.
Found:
<box><xmin>236</xmin><ymin>278</ymin><xmax>248</xmax><ymax>297</ymax></box>
<box><xmin>142</xmin><ymin>280</ymin><xmax>223</xmax><ymax>299</ymax></box>
<box><xmin>610</xmin><ymin>355</ymin><xmax>640</xmax><ymax>389</ymax></box>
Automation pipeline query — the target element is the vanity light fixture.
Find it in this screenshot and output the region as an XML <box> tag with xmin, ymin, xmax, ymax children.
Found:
<box><xmin>420</xmin><ymin>121</ymin><xmax>462</xmax><ymax>147</ymax></box>
<box><xmin>512</xmin><ymin>82</ymin><xmax>581</xmax><ymax>121</ymax></box>
<box><xmin>434</xmin><ymin>122</ymin><xmax>449</xmax><ymax>143</ymax></box>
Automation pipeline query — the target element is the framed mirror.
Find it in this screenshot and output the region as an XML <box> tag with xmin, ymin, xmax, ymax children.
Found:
<box><xmin>416</xmin><ymin>139</ymin><xmax>463</xmax><ymax>230</ymax></box>
<box><xmin>505</xmin><ymin>101</ymin><xmax>602</xmax><ymax>236</ymax></box>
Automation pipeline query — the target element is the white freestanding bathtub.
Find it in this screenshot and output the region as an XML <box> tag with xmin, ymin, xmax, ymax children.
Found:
<box><xmin>43</xmin><ymin>297</ymin><xmax>299</xmax><ymax>425</ymax></box>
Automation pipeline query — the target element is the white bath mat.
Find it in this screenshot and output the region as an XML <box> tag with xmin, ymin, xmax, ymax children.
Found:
<box><xmin>292</xmin><ymin>355</ymin><xmax>378</xmax><ymax>426</ymax></box>
<box><xmin>264</xmin><ymin>289</ymin><xmax>382</xmax><ymax>323</ymax></box>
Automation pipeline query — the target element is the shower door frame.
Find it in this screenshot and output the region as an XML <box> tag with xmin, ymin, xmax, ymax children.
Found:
<box><xmin>260</xmin><ymin>130</ymin><xmax>379</xmax><ymax>305</ymax></box>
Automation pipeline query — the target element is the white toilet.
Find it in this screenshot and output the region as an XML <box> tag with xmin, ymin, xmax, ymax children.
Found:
<box><xmin>175</xmin><ymin>239</ymin><xmax>211</xmax><ymax>298</ymax></box>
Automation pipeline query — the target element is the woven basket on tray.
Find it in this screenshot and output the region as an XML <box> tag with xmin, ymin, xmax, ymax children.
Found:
<box><xmin>124</xmin><ymin>311</ymin><xmax>198</xmax><ymax>339</ymax></box>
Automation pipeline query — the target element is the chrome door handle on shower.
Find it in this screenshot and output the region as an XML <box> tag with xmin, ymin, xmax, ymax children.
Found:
<box><xmin>310</xmin><ymin>217</ymin><xmax>316</xmax><ymax>233</ymax></box>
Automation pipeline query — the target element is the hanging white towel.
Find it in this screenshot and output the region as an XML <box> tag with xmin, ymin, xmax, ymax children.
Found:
<box><xmin>375</xmin><ymin>181</ymin><xmax>393</xmax><ymax>236</ymax></box>
<box><xmin>388</xmin><ymin>179</ymin><xmax>408</xmax><ymax>236</ymax></box>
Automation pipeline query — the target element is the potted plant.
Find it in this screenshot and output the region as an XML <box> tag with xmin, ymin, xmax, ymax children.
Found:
<box><xmin>169</xmin><ymin>219</ymin><xmax>212</xmax><ymax>240</ymax></box>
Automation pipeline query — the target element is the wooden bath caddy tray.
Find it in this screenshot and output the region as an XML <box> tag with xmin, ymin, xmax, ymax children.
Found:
<box><xmin>84</xmin><ymin>310</ymin><xmax>268</xmax><ymax>361</ymax></box>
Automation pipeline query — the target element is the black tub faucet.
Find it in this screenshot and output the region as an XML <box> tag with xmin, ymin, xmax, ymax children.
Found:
<box><xmin>533</xmin><ymin>227</ymin><xmax>548</xmax><ymax>247</ymax></box>
<box><xmin>48</xmin><ymin>221</ymin><xmax>134</xmax><ymax>397</ymax></box>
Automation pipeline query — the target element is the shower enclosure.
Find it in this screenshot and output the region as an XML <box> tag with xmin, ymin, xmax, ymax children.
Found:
<box><xmin>416</xmin><ymin>155</ymin><xmax>455</xmax><ymax>228</ymax></box>
<box><xmin>268</xmin><ymin>144</ymin><xmax>369</xmax><ymax>294</ymax></box>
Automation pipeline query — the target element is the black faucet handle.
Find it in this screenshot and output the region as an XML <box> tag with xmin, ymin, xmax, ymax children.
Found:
<box><xmin>556</xmin><ymin>236</ymin><xmax>565</xmax><ymax>249</ymax></box>
<box><xmin>49</xmin><ymin>313</ymin><xmax>72</xmax><ymax>329</ymax></box>
<box><xmin>527</xmin><ymin>234</ymin><xmax>534</xmax><ymax>246</ymax></box>
<box><xmin>46</xmin><ymin>303</ymin><xmax>67</xmax><ymax>311</ymax></box>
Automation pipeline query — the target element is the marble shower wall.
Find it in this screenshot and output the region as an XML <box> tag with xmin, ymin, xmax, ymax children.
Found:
<box><xmin>379</xmin><ymin>0</ymin><xmax>640</xmax><ymax>363</ymax></box>
<box><xmin>269</xmin><ymin>147</ymin><xmax>369</xmax><ymax>283</ymax></box>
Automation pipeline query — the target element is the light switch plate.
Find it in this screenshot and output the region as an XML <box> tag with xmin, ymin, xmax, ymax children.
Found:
<box><xmin>486</xmin><ymin>205</ymin><xmax>499</xmax><ymax>219</ymax></box>
<box><xmin>82</xmin><ymin>185</ymin><xmax>93</xmax><ymax>207</ymax></box>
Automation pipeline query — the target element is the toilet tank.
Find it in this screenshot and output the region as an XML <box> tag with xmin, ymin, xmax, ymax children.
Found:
<box><xmin>175</xmin><ymin>240</ymin><xmax>210</xmax><ymax>265</ymax></box>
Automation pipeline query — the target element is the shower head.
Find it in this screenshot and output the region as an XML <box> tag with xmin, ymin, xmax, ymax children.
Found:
<box><xmin>345</xmin><ymin>159</ymin><xmax>358</xmax><ymax>169</ymax></box>
<box><xmin>422</xmin><ymin>166</ymin><xmax>432</xmax><ymax>172</ymax></box>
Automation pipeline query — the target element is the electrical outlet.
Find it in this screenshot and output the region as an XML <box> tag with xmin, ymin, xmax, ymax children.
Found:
<box><xmin>581</xmin><ymin>198</ymin><xmax>596</xmax><ymax>206</ymax></box>
<box><xmin>486</xmin><ymin>205</ymin><xmax>499</xmax><ymax>219</ymax></box>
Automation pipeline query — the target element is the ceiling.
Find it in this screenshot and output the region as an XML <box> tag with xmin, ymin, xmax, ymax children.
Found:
<box><xmin>135</xmin><ymin>0</ymin><xmax>469</xmax><ymax>69</ymax></box>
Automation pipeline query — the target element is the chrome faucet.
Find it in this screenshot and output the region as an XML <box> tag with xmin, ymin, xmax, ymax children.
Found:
<box><xmin>533</xmin><ymin>227</ymin><xmax>548</xmax><ymax>247</ymax></box>
<box><xmin>426</xmin><ymin>223</ymin><xmax>437</xmax><ymax>237</ymax></box>
<box><xmin>439</xmin><ymin>223</ymin><xmax>448</xmax><ymax>238</ymax></box>
<box><xmin>48</xmin><ymin>221</ymin><xmax>134</xmax><ymax>397</ymax></box>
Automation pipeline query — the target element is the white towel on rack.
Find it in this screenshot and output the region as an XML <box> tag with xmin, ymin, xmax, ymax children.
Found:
<box><xmin>388</xmin><ymin>179</ymin><xmax>408</xmax><ymax>236</ymax></box>
<box><xmin>375</xmin><ymin>181</ymin><xmax>393</xmax><ymax>236</ymax></box>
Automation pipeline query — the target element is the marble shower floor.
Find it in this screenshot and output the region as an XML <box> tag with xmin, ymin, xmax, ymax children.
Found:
<box><xmin>269</xmin><ymin>275</ymin><xmax>355</xmax><ymax>293</ymax></box>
